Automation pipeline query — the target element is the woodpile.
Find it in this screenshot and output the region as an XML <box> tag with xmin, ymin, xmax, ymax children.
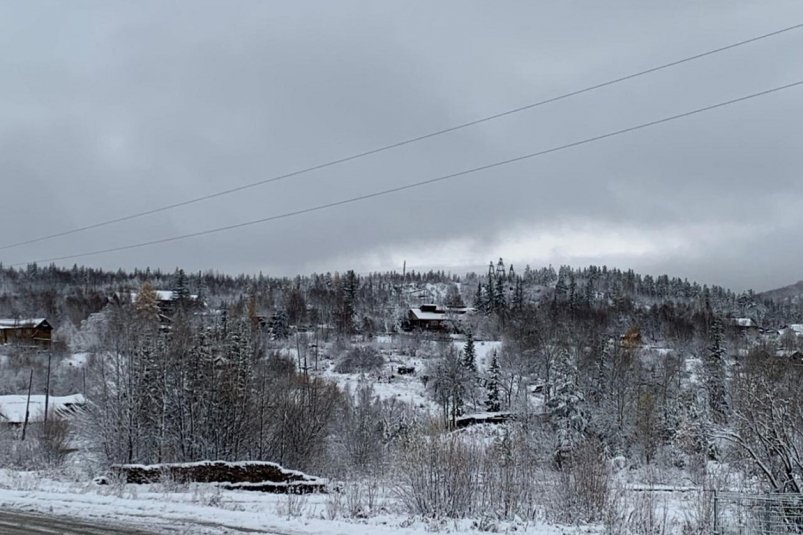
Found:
<box><xmin>111</xmin><ymin>460</ymin><xmax>326</xmax><ymax>493</ymax></box>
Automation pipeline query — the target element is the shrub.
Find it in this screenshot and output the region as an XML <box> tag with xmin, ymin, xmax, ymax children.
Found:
<box><xmin>334</xmin><ymin>346</ymin><xmax>385</xmax><ymax>374</ymax></box>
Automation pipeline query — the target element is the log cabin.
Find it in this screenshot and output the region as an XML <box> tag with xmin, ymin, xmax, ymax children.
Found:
<box><xmin>0</xmin><ymin>318</ymin><xmax>52</xmax><ymax>346</ymax></box>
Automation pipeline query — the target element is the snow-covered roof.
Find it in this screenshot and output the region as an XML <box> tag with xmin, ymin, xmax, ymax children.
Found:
<box><xmin>780</xmin><ymin>324</ymin><xmax>803</xmax><ymax>336</ymax></box>
<box><xmin>130</xmin><ymin>291</ymin><xmax>199</xmax><ymax>302</ymax></box>
<box><xmin>0</xmin><ymin>394</ymin><xmax>85</xmax><ymax>424</ymax></box>
<box><xmin>410</xmin><ymin>308</ymin><xmax>447</xmax><ymax>321</ymax></box>
<box><xmin>0</xmin><ymin>318</ymin><xmax>48</xmax><ymax>330</ymax></box>
<box><xmin>732</xmin><ymin>318</ymin><xmax>757</xmax><ymax>328</ymax></box>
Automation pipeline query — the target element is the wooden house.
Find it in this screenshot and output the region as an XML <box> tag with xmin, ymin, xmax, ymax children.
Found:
<box><xmin>129</xmin><ymin>290</ymin><xmax>203</xmax><ymax>319</ymax></box>
<box><xmin>731</xmin><ymin>317</ymin><xmax>760</xmax><ymax>337</ymax></box>
<box><xmin>405</xmin><ymin>304</ymin><xmax>472</xmax><ymax>332</ymax></box>
<box><xmin>0</xmin><ymin>318</ymin><xmax>52</xmax><ymax>346</ymax></box>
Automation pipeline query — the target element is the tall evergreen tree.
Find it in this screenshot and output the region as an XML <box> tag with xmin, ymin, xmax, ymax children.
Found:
<box><xmin>494</xmin><ymin>267</ymin><xmax>507</xmax><ymax>312</ymax></box>
<box><xmin>704</xmin><ymin>317</ymin><xmax>730</xmax><ymax>425</ymax></box>
<box><xmin>512</xmin><ymin>277</ymin><xmax>524</xmax><ymax>310</ymax></box>
<box><xmin>486</xmin><ymin>268</ymin><xmax>495</xmax><ymax>315</ymax></box>
<box><xmin>474</xmin><ymin>282</ymin><xmax>484</xmax><ymax>312</ymax></box>
<box><xmin>173</xmin><ymin>268</ymin><xmax>190</xmax><ymax>301</ymax></box>
<box><xmin>462</xmin><ymin>331</ymin><xmax>477</xmax><ymax>372</ymax></box>
<box><xmin>485</xmin><ymin>351</ymin><xmax>501</xmax><ymax>412</ymax></box>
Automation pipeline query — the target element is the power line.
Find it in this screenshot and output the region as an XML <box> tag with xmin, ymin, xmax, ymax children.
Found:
<box><xmin>12</xmin><ymin>78</ymin><xmax>803</xmax><ymax>267</ymax></box>
<box><xmin>2</xmin><ymin>22</ymin><xmax>802</xmax><ymax>252</ymax></box>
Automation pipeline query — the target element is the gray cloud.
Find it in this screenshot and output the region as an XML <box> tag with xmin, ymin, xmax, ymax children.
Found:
<box><xmin>1</xmin><ymin>1</ymin><xmax>802</xmax><ymax>291</ymax></box>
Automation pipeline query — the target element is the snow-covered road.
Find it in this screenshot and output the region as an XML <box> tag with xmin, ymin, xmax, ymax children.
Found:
<box><xmin>0</xmin><ymin>509</ymin><xmax>158</xmax><ymax>534</ymax></box>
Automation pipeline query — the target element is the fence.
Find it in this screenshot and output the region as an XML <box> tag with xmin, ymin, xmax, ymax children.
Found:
<box><xmin>714</xmin><ymin>491</ymin><xmax>803</xmax><ymax>534</ymax></box>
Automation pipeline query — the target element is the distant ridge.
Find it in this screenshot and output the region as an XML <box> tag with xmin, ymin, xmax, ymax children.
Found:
<box><xmin>758</xmin><ymin>280</ymin><xmax>803</xmax><ymax>303</ymax></box>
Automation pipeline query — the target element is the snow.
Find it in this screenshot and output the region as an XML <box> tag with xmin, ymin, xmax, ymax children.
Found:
<box><xmin>318</xmin><ymin>337</ymin><xmax>505</xmax><ymax>412</ymax></box>
<box><xmin>0</xmin><ymin>470</ymin><xmax>586</xmax><ymax>535</ymax></box>
<box><xmin>409</xmin><ymin>309</ymin><xmax>448</xmax><ymax>321</ymax></box>
<box><xmin>325</xmin><ymin>362</ymin><xmax>435</xmax><ymax>410</ymax></box>
<box><xmin>732</xmin><ymin>318</ymin><xmax>757</xmax><ymax>328</ymax></box>
<box><xmin>781</xmin><ymin>323</ymin><xmax>803</xmax><ymax>336</ymax></box>
<box><xmin>0</xmin><ymin>394</ymin><xmax>85</xmax><ymax>424</ymax></box>
<box><xmin>130</xmin><ymin>291</ymin><xmax>199</xmax><ymax>302</ymax></box>
<box><xmin>62</xmin><ymin>352</ymin><xmax>90</xmax><ymax>368</ymax></box>
<box><xmin>0</xmin><ymin>318</ymin><xmax>46</xmax><ymax>329</ymax></box>
<box><xmin>453</xmin><ymin>339</ymin><xmax>503</xmax><ymax>371</ymax></box>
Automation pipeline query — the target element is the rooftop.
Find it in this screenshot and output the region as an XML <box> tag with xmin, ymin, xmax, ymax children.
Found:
<box><xmin>0</xmin><ymin>318</ymin><xmax>48</xmax><ymax>330</ymax></box>
<box><xmin>0</xmin><ymin>394</ymin><xmax>85</xmax><ymax>424</ymax></box>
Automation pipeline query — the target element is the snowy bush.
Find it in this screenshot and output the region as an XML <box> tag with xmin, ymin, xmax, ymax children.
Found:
<box><xmin>334</xmin><ymin>346</ymin><xmax>385</xmax><ymax>374</ymax></box>
<box><xmin>395</xmin><ymin>433</ymin><xmax>481</xmax><ymax>518</ymax></box>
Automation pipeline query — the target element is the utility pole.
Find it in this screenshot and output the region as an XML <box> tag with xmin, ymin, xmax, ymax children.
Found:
<box><xmin>314</xmin><ymin>325</ymin><xmax>319</xmax><ymax>371</ymax></box>
<box><xmin>44</xmin><ymin>350</ymin><xmax>52</xmax><ymax>435</ymax></box>
<box><xmin>21</xmin><ymin>369</ymin><xmax>33</xmax><ymax>441</ymax></box>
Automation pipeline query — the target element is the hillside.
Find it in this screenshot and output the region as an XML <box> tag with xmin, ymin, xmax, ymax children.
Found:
<box><xmin>758</xmin><ymin>279</ymin><xmax>803</xmax><ymax>304</ymax></box>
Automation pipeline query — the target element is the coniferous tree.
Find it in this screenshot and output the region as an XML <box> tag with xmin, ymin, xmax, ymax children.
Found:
<box><xmin>336</xmin><ymin>270</ymin><xmax>358</xmax><ymax>334</ymax></box>
<box><xmin>486</xmin><ymin>266</ymin><xmax>495</xmax><ymax>315</ymax></box>
<box><xmin>485</xmin><ymin>351</ymin><xmax>501</xmax><ymax>412</ymax></box>
<box><xmin>269</xmin><ymin>309</ymin><xmax>289</xmax><ymax>340</ymax></box>
<box><xmin>173</xmin><ymin>268</ymin><xmax>191</xmax><ymax>302</ymax></box>
<box><xmin>462</xmin><ymin>331</ymin><xmax>477</xmax><ymax>372</ymax></box>
<box><xmin>474</xmin><ymin>282</ymin><xmax>484</xmax><ymax>312</ymax></box>
<box><xmin>568</xmin><ymin>273</ymin><xmax>577</xmax><ymax>310</ymax></box>
<box><xmin>704</xmin><ymin>317</ymin><xmax>730</xmax><ymax>425</ymax></box>
<box><xmin>494</xmin><ymin>268</ymin><xmax>507</xmax><ymax>313</ymax></box>
<box><xmin>554</xmin><ymin>268</ymin><xmax>568</xmax><ymax>301</ymax></box>
<box><xmin>512</xmin><ymin>277</ymin><xmax>524</xmax><ymax>310</ymax></box>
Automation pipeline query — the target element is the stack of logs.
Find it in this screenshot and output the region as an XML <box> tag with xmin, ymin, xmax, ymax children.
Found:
<box><xmin>111</xmin><ymin>461</ymin><xmax>326</xmax><ymax>493</ymax></box>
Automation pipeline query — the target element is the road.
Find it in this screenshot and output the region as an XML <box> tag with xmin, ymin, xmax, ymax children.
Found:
<box><xmin>0</xmin><ymin>510</ymin><xmax>159</xmax><ymax>535</ymax></box>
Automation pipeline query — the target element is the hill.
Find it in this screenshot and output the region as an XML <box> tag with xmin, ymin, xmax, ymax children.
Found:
<box><xmin>758</xmin><ymin>279</ymin><xmax>803</xmax><ymax>305</ymax></box>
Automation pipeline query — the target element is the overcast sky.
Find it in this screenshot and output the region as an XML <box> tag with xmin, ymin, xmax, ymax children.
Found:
<box><xmin>2</xmin><ymin>1</ymin><xmax>803</xmax><ymax>291</ymax></box>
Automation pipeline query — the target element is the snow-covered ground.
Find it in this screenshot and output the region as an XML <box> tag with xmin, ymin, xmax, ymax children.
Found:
<box><xmin>0</xmin><ymin>470</ymin><xmax>594</xmax><ymax>535</ymax></box>
<box><xmin>316</xmin><ymin>337</ymin><xmax>503</xmax><ymax>412</ymax></box>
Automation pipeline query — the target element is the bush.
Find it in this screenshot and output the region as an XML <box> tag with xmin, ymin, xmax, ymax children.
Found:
<box><xmin>395</xmin><ymin>434</ymin><xmax>481</xmax><ymax>518</ymax></box>
<box><xmin>552</xmin><ymin>437</ymin><xmax>610</xmax><ymax>524</ymax></box>
<box><xmin>334</xmin><ymin>346</ymin><xmax>385</xmax><ymax>374</ymax></box>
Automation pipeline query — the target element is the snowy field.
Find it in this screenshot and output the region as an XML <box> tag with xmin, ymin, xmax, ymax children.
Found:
<box><xmin>0</xmin><ymin>470</ymin><xmax>598</xmax><ymax>535</ymax></box>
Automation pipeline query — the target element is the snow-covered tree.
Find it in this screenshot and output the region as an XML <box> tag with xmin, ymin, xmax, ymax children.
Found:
<box><xmin>485</xmin><ymin>352</ymin><xmax>501</xmax><ymax>412</ymax></box>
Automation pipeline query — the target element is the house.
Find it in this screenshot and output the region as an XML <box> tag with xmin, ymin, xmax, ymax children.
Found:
<box><xmin>731</xmin><ymin>318</ymin><xmax>760</xmax><ymax>336</ymax></box>
<box><xmin>129</xmin><ymin>290</ymin><xmax>203</xmax><ymax>318</ymax></box>
<box><xmin>405</xmin><ymin>304</ymin><xmax>472</xmax><ymax>332</ymax></box>
<box><xmin>0</xmin><ymin>318</ymin><xmax>52</xmax><ymax>346</ymax></box>
<box><xmin>0</xmin><ymin>394</ymin><xmax>85</xmax><ymax>426</ymax></box>
<box><xmin>779</xmin><ymin>324</ymin><xmax>803</xmax><ymax>338</ymax></box>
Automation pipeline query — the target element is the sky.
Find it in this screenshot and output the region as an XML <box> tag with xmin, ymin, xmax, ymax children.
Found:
<box><xmin>1</xmin><ymin>1</ymin><xmax>803</xmax><ymax>292</ymax></box>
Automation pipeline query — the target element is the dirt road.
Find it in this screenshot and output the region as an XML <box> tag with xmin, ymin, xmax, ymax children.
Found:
<box><xmin>0</xmin><ymin>510</ymin><xmax>159</xmax><ymax>534</ymax></box>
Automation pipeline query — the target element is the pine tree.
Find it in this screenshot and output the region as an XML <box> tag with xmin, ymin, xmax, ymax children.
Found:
<box><xmin>554</xmin><ymin>268</ymin><xmax>568</xmax><ymax>301</ymax></box>
<box><xmin>474</xmin><ymin>282</ymin><xmax>484</xmax><ymax>312</ymax></box>
<box><xmin>462</xmin><ymin>331</ymin><xmax>477</xmax><ymax>372</ymax></box>
<box><xmin>512</xmin><ymin>277</ymin><xmax>524</xmax><ymax>310</ymax></box>
<box><xmin>494</xmin><ymin>268</ymin><xmax>507</xmax><ymax>312</ymax></box>
<box><xmin>568</xmin><ymin>273</ymin><xmax>577</xmax><ymax>310</ymax></box>
<box><xmin>485</xmin><ymin>351</ymin><xmax>501</xmax><ymax>412</ymax></box>
<box><xmin>173</xmin><ymin>268</ymin><xmax>190</xmax><ymax>301</ymax></box>
<box><xmin>584</xmin><ymin>277</ymin><xmax>594</xmax><ymax>305</ymax></box>
<box><xmin>486</xmin><ymin>267</ymin><xmax>495</xmax><ymax>314</ymax></box>
<box><xmin>336</xmin><ymin>270</ymin><xmax>358</xmax><ymax>334</ymax></box>
<box><xmin>704</xmin><ymin>317</ymin><xmax>729</xmax><ymax>425</ymax></box>
<box><xmin>269</xmin><ymin>309</ymin><xmax>289</xmax><ymax>340</ymax></box>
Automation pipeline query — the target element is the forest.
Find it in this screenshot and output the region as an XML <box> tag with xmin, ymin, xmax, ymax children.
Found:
<box><xmin>0</xmin><ymin>260</ymin><xmax>802</xmax><ymax>533</ymax></box>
